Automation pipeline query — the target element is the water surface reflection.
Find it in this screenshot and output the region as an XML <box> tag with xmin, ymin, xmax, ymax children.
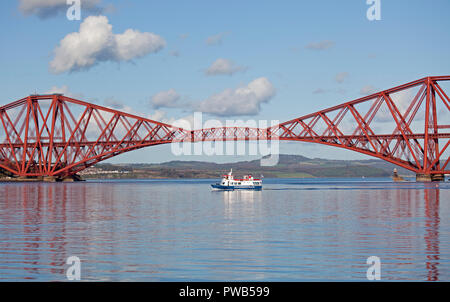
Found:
<box><xmin>0</xmin><ymin>179</ymin><xmax>449</xmax><ymax>281</ymax></box>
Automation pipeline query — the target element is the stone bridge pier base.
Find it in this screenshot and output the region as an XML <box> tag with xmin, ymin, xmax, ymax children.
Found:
<box><xmin>416</xmin><ymin>173</ymin><xmax>445</xmax><ymax>182</ymax></box>
<box><xmin>43</xmin><ymin>174</ymin><xmax>84</xmax><ymax>182</ymax></box>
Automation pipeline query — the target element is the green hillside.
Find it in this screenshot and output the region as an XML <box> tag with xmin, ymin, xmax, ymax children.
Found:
<box><xmin>81</xmin><ymin>154</ymin><xmax>412</xmax><ymax>179</ymax></box>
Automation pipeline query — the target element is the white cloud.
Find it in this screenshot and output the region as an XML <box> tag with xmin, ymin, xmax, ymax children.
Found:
<box><xmin>169</xmin><ymin>50</ymin><xmax>180</xmax><ymax>57</ymax></box>
<box><xmin>151</xmin><ymin>89</ymin><xmax>181</xmax><ymax>109</ymax></box>
<box><xmin>391</xmin><ymin>90</ymin><xmax>414</xmax><ymax>115</ymax></box>
<box><xmin>179</xmin><ymin>33</ymin><xmax>189</xmax><ymax>40</ymax></box>
<box><xmin>373</xmin><ymin>89</ymin><xmax>425</xmax><ymax>123</ymax></box>
<box><xmin>196</xmin><ymin>77</ymin><xmax>276</xmax><ymax>116</ymax></box>
<box><xmin>335</xmin><ymin>72</ymin><xmax>349</xmax><ymax>84</ymax></box>
<box><xmin>114</xmin><ymin>28</ymin><xmax>164</xmax><ymax>61</ymax></box>
<box><xmin>148</xmin><ymin>110</ymin><xmax>170</xmax><ymax>123</ymax></box>
<box><xmin>19</xmin><ymin>0</ymin><xmax>103</xmax><ymax>18</ymax></box>
<box><xmin>103</xmin><ymin>97</ymin><xmax>124</xmax><ymax>109</ymax></box>
<box><xmin>102</xmin><ymin>100</ymin><xmax>173</xmax><ymax>124</ymax></box>
<box><xmin>305</xmin><ymin>40</ymin><xmax>335</xmax><ymax>50</ymax></box>
<box><xmin>119</xmin><ymin>104</ymin><xmax>170</xmax><ymax>123</ymax></box>
<box><xmin>205</xmin><ymin>58</ymin><xmax>246</xmax><ymax>76</ymax></box>
<box><xmin>313</xmin><ymin>88</ymin><xmax>329</xmax><ymax>94</ymax></box>
<box><xmin>49</xmin><ymin>15</ymin><xmax>165</xmax><ymax>73</ymax></box>
<box><xmin>45</xmin><ymin>85</ymin><xmax>82</xmax><ymax>98</ymax></box>
<box><xmin>45</xmin><ymin>84</ymin><xmax>70</xmax><ymax>95</ymax></box>
<box><xmin>360</xmin><ymin>85</ymin><xmax>378</xmax><ymax>95</ymax></box>
<box><xmin>206</xmin><ymin>32</ymin><xmax>228</xmax><ymax>46</ymax></box>
<box><xmin>129</xmin><ymin>107</ymin><xmax>175</xmax><ymax>125</ymax></box>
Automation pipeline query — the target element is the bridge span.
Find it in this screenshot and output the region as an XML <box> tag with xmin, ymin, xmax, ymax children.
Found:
<box><xmin>1</xmin><ymin>76</ymin><xmax>449</xmax><ymax>181</ymax></box>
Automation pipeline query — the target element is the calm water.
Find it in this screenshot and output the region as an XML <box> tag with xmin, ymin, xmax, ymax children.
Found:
<box><xmin>0</xmin><ymin>178</ymin><xmax>449</xmax><ymax>281</ymax></box>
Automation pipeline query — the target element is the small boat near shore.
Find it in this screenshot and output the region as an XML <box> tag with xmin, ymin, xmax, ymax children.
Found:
<box><xmin>211</xmin><ymin>169</ymin><xmax>262</xmax><ymax>190</ymax></box>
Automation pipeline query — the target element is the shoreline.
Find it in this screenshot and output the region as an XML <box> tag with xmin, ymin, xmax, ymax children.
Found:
<box><xmin>1</xmin><ymin>175</ymin><xmax>418</xmax><ymax>183</ymax></box>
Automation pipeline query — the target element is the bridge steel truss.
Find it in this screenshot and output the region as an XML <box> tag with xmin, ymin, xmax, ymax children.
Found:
<box><xmin>273</xmin><ymin>76</ymin><xmax>450</xmax><ymax>180</ymax></box>
<box><xmin>0</xmin><ymin>76</ymin><xmax>449</xmax><ymax>181</ymax></box>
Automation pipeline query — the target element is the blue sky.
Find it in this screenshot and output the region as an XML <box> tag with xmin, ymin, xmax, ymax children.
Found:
<box><xmin>1</xmin><ymin>0</ymin><xmax>449</xmax><ymax>163</ymax></box>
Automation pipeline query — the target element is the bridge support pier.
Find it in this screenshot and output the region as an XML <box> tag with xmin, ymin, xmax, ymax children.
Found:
<box><xmin>43</xmin><ymin>174</ymin><xmax>84</xmax><ymax>182</ymax></box>
<box><xmin>61</xmin><ymin>174</ymin><xmax>84</xmax><ymax>182</ymax></box>
<box><xmin>416</xmin><ymin>173</ymin><xmax>445</xmax><ymax>182</ymax></box>
<box><xmin>43</xmin><ymin>176</ymin><xmax>57</xmax><ymax>182</ymax></box>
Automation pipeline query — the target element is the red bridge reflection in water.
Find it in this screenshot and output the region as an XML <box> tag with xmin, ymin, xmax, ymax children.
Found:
<box><xmin>424</xmin><ymin>188</ymin><xmax>440</xmax><ymax>281</ymax></box>
<box><xmin>0</xmin><ymin>181</ymin><xmax>446</xmax><ymax>281</ymax></box>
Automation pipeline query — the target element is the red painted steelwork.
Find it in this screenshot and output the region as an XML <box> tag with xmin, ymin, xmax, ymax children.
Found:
<box><xmin>0</xmin><ymin>76</ymin><xmax>449</xmax><ymax>179</ymax></box>
<box><xmin>272</xmin><ymin>76</ymin><xmax>450</xmax><ymax>175</ymax></box>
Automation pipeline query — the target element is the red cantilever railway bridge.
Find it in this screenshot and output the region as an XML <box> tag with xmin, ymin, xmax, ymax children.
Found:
<box><xmin>0</xmin><ymin>76</ymin><xmax>449</xmax><ymax>181</ymax></box>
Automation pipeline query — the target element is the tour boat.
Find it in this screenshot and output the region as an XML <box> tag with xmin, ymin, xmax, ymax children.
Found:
<box><xmin>211</xmin><ymin>169</ymin><xmax>262</xmax><ymax>190</ymax></box>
